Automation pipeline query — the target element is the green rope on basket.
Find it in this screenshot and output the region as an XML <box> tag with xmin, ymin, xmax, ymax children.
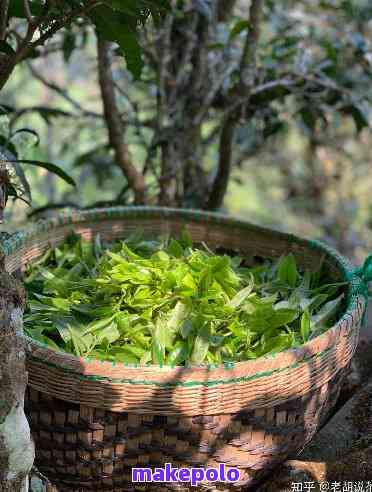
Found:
<box><xmin>347</xmin><ymin>255</ymin><xmax>372</xmax><ymax>326</ymax></box>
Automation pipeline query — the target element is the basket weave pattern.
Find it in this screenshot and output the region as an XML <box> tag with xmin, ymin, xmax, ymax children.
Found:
<box><xmin>26</xmin><ymin>368</ymin><xmax>345</xmax><ymax>491</ymax></box>
<box><xmin>0</xmin><ymin>207</ymin><xmax>364</xmax><ymax>491</ymax></box>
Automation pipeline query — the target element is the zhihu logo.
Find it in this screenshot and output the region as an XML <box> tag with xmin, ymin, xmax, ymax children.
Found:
<box><xmin>132</xmin><ymin>463</ymin><xmax>240</xmax><ymax>487</ymax></box>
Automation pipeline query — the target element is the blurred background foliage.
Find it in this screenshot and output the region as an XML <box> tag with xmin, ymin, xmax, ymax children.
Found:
<box><xmin>1</xmin><ymin>0</ymin><xmax>372</xmax><ymax>262</ymax></box>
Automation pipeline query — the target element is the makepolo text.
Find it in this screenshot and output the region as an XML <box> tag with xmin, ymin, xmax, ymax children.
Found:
<box><xmin>132</xmin><ymin>463</ymin><xmax>241</xmax><ymax>487</ymax></box>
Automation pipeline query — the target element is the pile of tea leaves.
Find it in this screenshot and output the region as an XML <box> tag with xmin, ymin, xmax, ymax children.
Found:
<box><xmin>23</xmin><ymin>231</ymin><xmax>346</xmax><ymax>366</ymax></box>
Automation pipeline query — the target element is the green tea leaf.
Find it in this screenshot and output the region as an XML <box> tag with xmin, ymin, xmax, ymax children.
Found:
<box><xmin>198</xmin><ymin>268</ymin><xmax>213</xmax><ymax>296</ymax></box>
<box><xmin>95</xmin><ymin>322</ymin><xmax>120</xmax><ymax>345</ymax></box>
<box><xmin>180</xmin><ymin>319</ymin><xmax>193</xmax><ymax>339</ymax></box>
<box><xmin>167</xmin><ymin>342</ymin><xmax>188</xmax><ymax>365</ymax></box>
<box><xmin>229</xmin><ymin>20</ymin><xmax>250</xmax><ymax>40</ymax></box>
<box><xmin>301</xmin><ymin>310</ymin><xmax>311</xmax><ymax>342</ymax></box>
<box><xmin>24</xmin><ymin>232</ymin><xmax>346</xmax><ymax>366</ymax></box>
<box><xmin>228</xmin><ymin>281</ymin><xmax>254</xmax><ymax>308</ymax></box>
<box><xmin>270</xmin><ymin>308</ymin><xmax>299</xmax><ymax>329</ymax></box>
<box><xmin>168</xmin><ymin>301</ymin><xmax>188</xmax><ymax>331</ymax></box>
<box><xmin>83</xmin><ymin>316</ymin><xmax>116</xmax><ymax>335</ymax></box>
<box><xmin>152</xmin><ymin>338</ymin><xmax>165</xmax><ymax>365</ymax></box>
<box><xmin>180</xmin><ymin>229</ymin><xmax>193</xmax><ymax>249</ymax></box>
<box><xmin>190</xmin><ymin>334</ymin><xmax>210</xmax><ymax>365</ymax></box>
<box><xmin>277</xmin><ymin>253</ymin><xmax>298</xmax><ymax>288</ymax></box>
<box><xmin>311</xmin><ymin>294</ymin><xmax>344</xmax><ymax>331</ymax></box>
<box><xmin>140</xmin><ymin>350</ymin><xmax>152</xmax><ymax>365</ymax></box>
<box><xmin>53</xmin><ymin>316</ymin><xmax>73</xmax><ymax>344</ymax></box>
<box><xmin>168</xmin><ymin>239</ymin><xmax>184</xmax><ymax>258</ymax></box>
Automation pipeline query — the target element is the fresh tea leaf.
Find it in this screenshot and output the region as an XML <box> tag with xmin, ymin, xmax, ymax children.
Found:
<box><xmin>311</xmin><ymin>294</ymin><xmax>344</xmax><ymax>331</ymax></box>
<box><xmin>228</xmin><ymin>281</ymin><xmax>254</xmax><ymax>308</ymax></box>
<box><xmin>190</xmin><ymin>334</ymin><xmax>210</xmax><ymax>365</ymax></box>
<box><xmin>277</xmin><ymin>253</ymin><xmax>298</xmax><ymax>288</ymax></box>
<box><xmin>301</xmin><ymin>310</ymin><xmax>311</xmax><ymax>342</ymax></box>
<box><xmin>24</xmin><ymin>232</ymin><xmax>346</xmax><ymax>366</ymax></box>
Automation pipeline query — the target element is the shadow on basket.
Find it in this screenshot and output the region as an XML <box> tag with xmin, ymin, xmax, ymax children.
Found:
<box><xmin>25</xmin><ymin>339</ymin><xmax>345</xmax><ymax>492</ymax></box>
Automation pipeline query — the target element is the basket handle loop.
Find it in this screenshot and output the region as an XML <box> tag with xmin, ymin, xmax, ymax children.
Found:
<box><xmin>347</xmin><ymin>254</ymin><xmax>372</xmax><ymax>327</ymax></box>
<box><xmin>354</xmin><ymin>255</ymin><xmax>372</xmax><ymax>283</ymax></box>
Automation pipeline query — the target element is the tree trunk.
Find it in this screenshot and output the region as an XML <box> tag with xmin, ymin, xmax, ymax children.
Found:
<box><xmin>97</xmin><ymin>38</ymin><xmax>147</xmax><ymax>205</ymax></box>
<box><xmin>158</xmin><ymin>125</ymin><xmax>207</xmax><ymax>208</ymax></box>
<box><xmin>217</xmin><ymin>0</ymin><xmax>237</xmax><ymax>21</ymax></box>
<box><xmin>182</xmin><ymin>126</ymin><xmax>207</xmax><ymax>209</ymax></box>
<box><xmin>0</xmin><ymin>54</ymin><xmax>15</xmax><ymax>92</ymax></box>
<box><xmin>207</xmin><ymin>117</ymin><xmax>236</xmax><ymax>210</ymax></box>
<box><xmin>159</xmin><ymin>138</ymin><xmax>181</xmax><ymax>207</ymax></box>
<box><xmin>0</xmin><ymin>269</ymin><xmax>34</xmax><ymax>491</ymax></box>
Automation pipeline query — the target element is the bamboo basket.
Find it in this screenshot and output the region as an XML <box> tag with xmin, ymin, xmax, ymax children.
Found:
<box><xmin>0</xmin><ymin>207</ymin><xmax>366</xmax><ymax>491</ymax></box>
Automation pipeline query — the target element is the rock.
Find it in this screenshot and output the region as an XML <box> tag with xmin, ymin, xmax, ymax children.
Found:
<box><xmin>352</xmin><ymin>339</ymin><xmax>372</xmax><ymax>384</ymax></box>
<box><xmin>349</xmin><ymin>303</ymin><xmax>372</xmax><ymax>386</ymax></box>
<box><xmin>261</xmin><ymin>447</ymin><xmax>372</xmax><ymax>491</ymax></box>
<box><xmin>29</xmin><ymin>470</ymin><xmax>57</xmax><ymax>492</ymax></box>
<box><xmin>337</xmin><ymin>304</ymin><xmax>372</xmax><ymax>402</ymax></box>
<box><xmin>299</xmin><ymin>379</ymin><xmax>372</xmax><ymax>462</ymax></box>
<box><xmin>362</xmin><ymin>304</ymin><xmax>372</xmax><ymax>344</ymax></box>
<box><xmin>324</xmin><ymin>445</ymin><xmax>372</xmax><ymax>480</ymax></box>
<box><xmin>29</xmin><ymin>476</ymin><xmax>47</xmax><ymax>492</ymax></box>
<box><xmin>260</xmin><ymin>376</ymin><xmax>372</xmax><ymax>490</ymax></box>
<box><xmin>260</xmin><ymin>463</ymin><xmax>318</xmax><ymax>491</ymax></box>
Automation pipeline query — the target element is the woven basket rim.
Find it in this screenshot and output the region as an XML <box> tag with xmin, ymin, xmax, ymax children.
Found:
<box><xmin>1</xmin><ymin>206</ymin><xmax>364</xmax><ymax>384</ymax></box>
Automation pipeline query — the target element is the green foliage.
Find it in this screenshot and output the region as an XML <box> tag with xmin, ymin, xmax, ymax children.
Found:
<box><xmin>0</xmin><ymin>41</ymin><xmax>16</xmax><ymax>56</ymax></box>
<box><xmin>8</xmin><ymin>159</ymin><xmax>75</xmax><ymax>187</ymax></box>
<box><xmin>90</xmin><ymin>6</ymin><xmax>143</xmax><ymax>79</ymax></box>
<box><xmin>24</xmin><ymin>232</ymin><xmax>346</xmax><ymax>366</ymax></box>
<box><xmin>0</xmin><ymin>115</ymin><xmax>75</xmax><ymax>206</ymax></box>
<box><xmin>5</xmin><ymin>0</ymin><xmax>371</xmax><ymax>216</ymax></box>
<box><xmin>7</xmin><ymin>0</ymin><xmax>44</xmax><ymax>18</ymax></box>
<box><xmin>89</xmin><ymin>1</ymin><xmax>169</xmax><ymax>78</ymax></box>
<box><xmin>86</xmin><ymin>0</ymin><xmax>169</xmax><ymax>78</ymax></box>
<box><xmin>6</xmin><ymin>0</ymin><xmax>169</xmax><ymax>79</ymax></box>
<box><xmin>229</xmin><ymin>20</ymin><xmax>250</xmax><ymax>41</ymax></box>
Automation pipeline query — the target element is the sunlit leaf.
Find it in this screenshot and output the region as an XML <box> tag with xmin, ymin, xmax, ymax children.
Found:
<box><xmin>7</xmin><ymin>159</ymin><xmax>76</xmax><ymax>186</ymax></box>
<box><xmin>24</xmin><ymin>232</ymin><xmax>346</xmax><ymax>366</ymax></box>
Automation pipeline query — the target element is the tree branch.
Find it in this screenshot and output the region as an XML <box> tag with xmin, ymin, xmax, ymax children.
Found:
<box><xmin>16</xmin><ymin>0</ymin><xmax>102</xmax><ymax>62</ymax></box>
<box><xmin>0</xmin><ymin>164</ymin><xmax>10</xmax><ymax>222</ymax></box>
<box><xmin>13</xmin><ymin>0</ymin><xmax>50</xmax><ymax>63</ymax></box>
<box><xmin>0</xmin><ymin>0</ymin><xmax>9</xmax><ymax>40</ymax></box>
<box><xmin>97</xmin><ymin>37</ymin><xmax>147</xmax><ymax>205</ymax></box>
<box><xmin>0</xmin><ymin>0</ymin><xmax>102</xmax><ymax>91</ymax></box>
<box><xmin>206</xmin><ymin>0</ymin><xmax>264</xmax><ymax>210</ymax></box>
<box><xmin>207</xmin><ymin>116</ymin><xmax>236</xmax><ymax>210</ymax></box>
<box><xmin>23</xmin><ymin>0</ymin><xmax>34</xmax><ymax>25</ymax></box>
<box><xmin>217</xmin><ymin>0</ymin><xmax>237</xmax><ymax>22</ymax></box>
<box><xmin>238</xmin><ymin>0</ymin><xmax>263</xmax><ymax>89</ymax></box>
<box><xmin>27</xmin><ymin>62</ymin><xmax>102</xmax><ymax>118</ymax></box>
